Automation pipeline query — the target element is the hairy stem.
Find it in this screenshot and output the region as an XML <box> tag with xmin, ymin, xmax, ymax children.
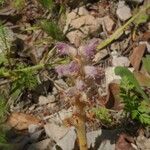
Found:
<box><xmin>74</xmin><ymin>100</ymin><xmax>88</xmax><ymax>150</ymax></box>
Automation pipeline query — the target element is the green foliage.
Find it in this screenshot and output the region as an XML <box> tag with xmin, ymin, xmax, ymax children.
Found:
<box><xmin>134</xmin><ymin>10</ymin><xmax>149</xmax><ymax>26</ymax></box>
<box><xmin>142</xmin><ymin>55</ymin><xmax>150</xmax><ymax>74</ymax></box>
<box><xmin>0</xmin><ymin>0</ymin><xmax>5</xmax><ymax>5</ymax></box>
<box><xmin>40</xmin><ymin>20</ymin><xmax>64</xmax><ymax>41</ymax></box>
<box><xmin>115</xmin><ymin>66</ymin><xmax>149</xmax><ymax>102</ymax></box>
<box><xmin>93</xmin><ymin>107</ymin><xmax>112</xmax><ymax>124</ymax></box>
<box><xmin>0</xmin><ymin>126</ymin><xmax>10</xmax><ymax>150</ymax></box>
<box><xmin>11</xmin><ymin>64</ymin><xmax>38</xmax><ymax>93</ymax></box>
<box><xmin>39</xmin><ymin>0</ymin><xmax>53</xmax><ymax>10</ymax></box>
<box><xmin>120</xmin><ymin>76</ymin><xmax>150</xmax><ymax>125</ymax></box>
<box><xmin>0</xmin><ymin>95</ymin><xmax>7</xmax><ymax>123</ymax></box>
<box><xmin>12</xmin><ymin>0</ymin><xmax>25</xmax><ymax>10</ymax></box>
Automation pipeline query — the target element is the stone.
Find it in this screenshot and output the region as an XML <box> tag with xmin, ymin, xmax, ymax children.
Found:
<box><xmin>28</xmin><ymin>124</ymin><xmax>40</xmax><ymax>134</ymax></box>
<box><xmin>47</xmin><ymin>103</ymin><xmax>57</xmax><ymax>109</ymax></box>
<box><xmin>52</xmin><ymin>129</ymin><xmax>119</xmax><ymax>150</ymax></box>
<box><xmin>75</xmin><ymin>6</ymin><xmax>89</xmax><ymax>16</ymax></box>
<box><xmin>52</xmin><ymin>127</ymin><xmax>76</xmax><ymax>150</ymax></box>
<box><xmin>105</xmin><ymin>67</ymin><xmax>121</xmax><ymax>88</ymax></box>
<box><xmin>136</xmin><ymin>134</ymin><xmax>150</xmax><ymax>150</ymax></box>
<box><xmin>29</xmin><ymin>105</ymin><xmax>36</xmax><ymax>111</ymax></box>
<box><xmin>93</xmin><ymin>49</ymin><xmax>108</xmax><ymax>63</ymax></box>
<box><xmin>44</xmin><ymin>123</ymin><xmax>69</xmax><ymax>142</ymax></box>
<box><xmin>87</xmin><ymin>129</ymin><xmax>118</xmax><ymax>150</ymax></box>
<box><xmin>47</xmin><ymin>95</ymin><xmax>56</xmax><ymax>103</ymax></box>
<box><xmin>111</xmin><ymin>51</ymin><xmax>130</xmax><ymax>67</ymax></box>
<box><xmin>38</xmin><ymin>96</ymin><xmax>51</xmax><ymax>105</ymax></box>
<box><xmin>66</xmin><ymin>30</ymin><xmax>84</xmax><ymax>47</ymax></box>
<box><xmin>27</xmin><ymin>138</ymin><xmax>53</xmax><ymax>150</ymax></box>
<box><xmin>64</xmin><ymin>8</ymin><xmax>102</xmax><ymax>47</ymax></box>
<box><xmin>103</xmin><ymin>16</ymin><xmax>115</xmax><ymax>32</ymax></box>
<box><xmin>44</xmin><ymin>108</ymin><xmax>72</xmax><ymax>124</ymax></box>
<box><xmin>116</xmin><ymin>1</ymin><xmax>132</xmax><ymax>21</ymax></box>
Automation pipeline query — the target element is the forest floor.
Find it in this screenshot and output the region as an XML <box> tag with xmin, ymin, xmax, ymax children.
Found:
<box><xmin>0</xmin><ymin>0</ymin><xmax>150</xmax><ymax>150</ymax></box>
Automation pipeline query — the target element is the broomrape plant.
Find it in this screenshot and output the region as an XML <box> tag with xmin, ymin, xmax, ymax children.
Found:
<box><xmin>55</xmin><ymin>39</ymin><xmax>104</xmax><ymax>150</ymax></box>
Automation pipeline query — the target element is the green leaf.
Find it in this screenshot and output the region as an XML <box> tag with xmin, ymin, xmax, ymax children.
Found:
<box><xmin>139</xmin><ymin>113</ymin><xmax>150</xmax><ymax>125</ymax></box>
<box><xmin>134</xmin><ymin>72</ymin><xmax>150</xmax><ymax>87</ymax></box>
<box><xmin>142</xmin><ymin>55</ymin><xmax>150</xmax><ymax>74</ymax></box>
<box><xmin>115</xmin><ymin>66</ymin><xmax>149</xmax><ymax>102</ymax></box>
<box><xmin>138</xmin><ymin>101</ymin><xmax>150</xmax><ymax>114</ymax></box>
<box><xmin>12</xmin><ymin>0</ymin><xmax>25</xmax><ymax>10</ymax></box>
<box><xmin>39</xmin><ymin>0</ymin><xmax>53</xmax><ymax>10</ymax></box>
<box><xmin>40</xmin><ymin>20</ymin><xmax>64</xmax><ymax>41</ymax></box>
<box><xmin>134</xmin><ymin>11</ymin><xmax>149</xmax><ymax>26</ymax></box>
<box><xmin>131</xmin><ymin>110</ymin><xmax>139</xmax><ymax>119</ymax></box>
<box><xmin>93</xmin><ymin>107</ymin><xmax>111</xmax><ymax>124</ymax></box>
<box><xmin>0</xmin><ymin>95</ymin><xmax>7</xmax><ymax>123</ymax></box>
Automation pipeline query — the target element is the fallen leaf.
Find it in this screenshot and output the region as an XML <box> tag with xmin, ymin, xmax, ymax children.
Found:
<box><xmin>116</xmin><ymin>133</ymin><xmax>136</xmax><ymax>150</ymax></box>
<box><xmin>140</xmin><ymin>31</ymin><xmax>150</xmax><ymax>41</ymax></box>
<box><xmin>134</xmin><ymin>71</ymin><xmax>150</xmax><ymax>87</ymax></box>
<box><xmin>105</xmin><ymin>82</ymin><xmax>123</xmax><ymax>110</ymax></box>
<box><xmin>7</xmin><ymin>112</ymin><xmax>42</xmax><ymax>130</ymax></box>
<box><xmin>130</xmin><ymin>44</ymin><xmax>146</xmax><ymax>71</ymax></box>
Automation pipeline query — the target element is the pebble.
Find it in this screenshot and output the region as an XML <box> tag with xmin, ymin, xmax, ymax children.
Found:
<box><xmin>116</xmin><ymin>1</ymin><xmax>132</xmax><ymax>21</ymax></box>
<box><xmin>28</xmin><ymin>124</ymin><xmax>40</xmax><ymax>134</ymax></box>
<box><xmin>44</xmin><ymin>123</ymin><xmax>69</xmax><ymax>141</ymax></box>
<box><xmin>103</xmin><ymin>16</ymin><xmax>115</xmax><ymax>32</ymax></box>
<box><xmin>47</xmin><ymin>95</ymin><xmax>56</xmax><ymax>103</ymax></box>
<box><xmin>111</xmin><ymin>50</ymin><xmax>130</xmax><ymax>67</ymax></box>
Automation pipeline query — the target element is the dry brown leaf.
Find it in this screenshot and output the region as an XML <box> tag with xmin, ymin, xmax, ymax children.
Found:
<box><xmin>115</xmin><ymin>133</ymin><xmax>136</xmax><ymax>150</ymax></box>
<box><xmin>105</xmin><ymin>82</ymin><xmax>123</xmax><ymax>110</ymax></box>
<box><xmin>130</xmin><ymin>44</ymin><xmax>146</xmax><ymax>71</ymax></box>
<box><xmin>7</xmin><ymin>112</ymin><xmax>42</xmax><ymax>130</ymax></box>
<box><xmin>134</xmin><ymin>71</ymin><xmax>150</xmax><ymax>87</ymax></box>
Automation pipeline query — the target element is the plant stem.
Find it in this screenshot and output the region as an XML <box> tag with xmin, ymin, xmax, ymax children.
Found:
<box><xmin>96</xmin><ymin>3</ymin><xmax>150</xmax><ymax>50</ymax></box>
<box><xmin>75</xmin><ymin>100</ymin><xmax>88</xmax><ymax>150</ymax></box>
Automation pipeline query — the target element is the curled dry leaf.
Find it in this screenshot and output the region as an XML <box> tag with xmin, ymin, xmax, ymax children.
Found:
<box><xmin>129</xmin><ymin>44</ymin><xmax>146</xmax><ymax>71</ymax></box>
<box><xmin>105</xmin><ymin>82</ymin><xmax>123</xmax><ymax>110</ymax></box>
<box><xmin>115</xmin><ymin>133</ymin><xmax>136</xmax><ymax>150</ymax></box>
<box><xmin>7</xmin><ymin>112</ymin><xmax>42</xmax><ymax>130</ymax></box>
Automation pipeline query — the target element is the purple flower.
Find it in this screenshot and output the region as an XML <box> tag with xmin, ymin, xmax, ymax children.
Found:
<box><xmin>75</xmin><ymin>79</ymin><xmax>86</xmax><ymax>91</ymax></box>
<box><xmin>82</xmin><ymin>38</ymin><xmax>99</xmax><ymax>59</ymax></box>
<box><xmin>55</xmin><ymin>61</ymin><xmax>79</xmax><ymax>77</ymax></box>
<box><xmin>56</xmin><ymin>42</ymin><xmax>70</xmax><ymax>55</ymax></box>
<box><xmin>84</xmin><ymin>66</ymin><xmax>98</xmax><ymax>78</ymax></box>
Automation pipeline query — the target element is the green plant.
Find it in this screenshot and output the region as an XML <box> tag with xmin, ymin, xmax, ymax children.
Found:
<box><xmin>39</xmin><ymin>0</ymin><xmax>53</xmax><ymax>10</ymax></box>
<box><xmin>0</xmin><ymin>0</ymin><xmax>5</xmax><ymax>5</ymax></box>
<box><xmin>115</xmin><ymin>66</ymin><xmax>149</xmax><ymax>102</ymax></box>
<box><xmin>0</xmin><ymin>96</ymin><xmax>7</xmax><ymax>123</ymax></box>
<box><xmin>40</xmin><ymin>20</ymin><xmax>64</xmax><ymax>41</ymax></box>
<box><xmin>115</xmin><ymin>67</ymin><xmax>150</xmax><ymax>125</ymax></box>
<box><xmin>12</xmin><ymin>0</ymin><xmax>25</xmax><ymax>10</ymax></box>
<box><xmin>93</xmin><ymin>107</ymin><xmax>112</xmax><ymax>124</ymax></box>
<box><xmin>142</xmin><ymin>55</ymin><xmax>150</xmax><ymax>74</ymax></box>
